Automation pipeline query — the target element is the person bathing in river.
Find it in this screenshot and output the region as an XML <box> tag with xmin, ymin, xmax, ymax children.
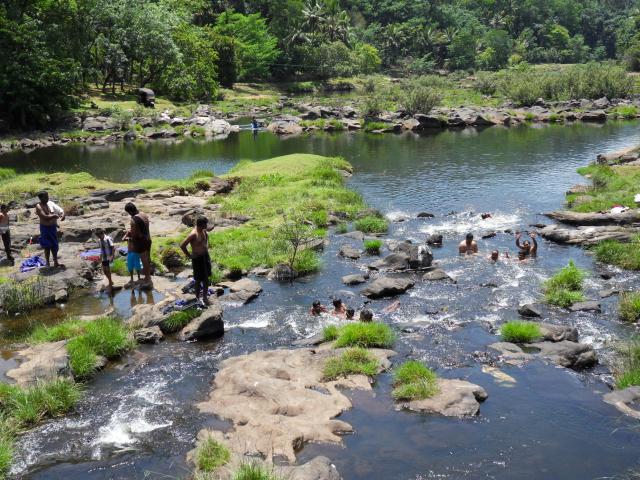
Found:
<box><xmin>359</xmin><ymin>309</ymin><xmax>373</xmax><ymax>322</ymax></box>
<box><xmin>35</xmin><ymin>191</ymin><xmax>65</xmax><ymax>268</ymax></box>
<box><xmin>516</xmin><ymin>231</ymin><xmax>537</xmax><ymax>258</ymax></box>
<box><xmin>0</xmin><ymin>204</ymin><xmax>14</xmax><ymax>265</ymax></box>
<box><xmin>346</xmin><ymin>308</ymin><xmax>355</xmax><ymax>320</ymax></box>
<box><xmin>181</xmin><ymin>217</ymin><xmax>213</xmax><ymax>306</ymax></box>
<box><xmin>124</xmin><ymin>202</ymin><xmax>152</xmax><ymax>289</ymax></box>
<box><xmin>310</xmin><ymin>300</ymin><xmax>328</xmax><ymax>316</ymax></box>
<box><xmin>458</xmin><ymin>233</ymin><xmax>478</xmax><ymax>255</ymax></box>
<box><xmin>332</xmin><ymin>298</ymin><xmax>347</xmax><ymax>318</ymax></box>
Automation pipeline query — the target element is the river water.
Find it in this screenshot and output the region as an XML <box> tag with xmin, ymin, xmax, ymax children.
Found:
<box><xmin>4</xmin><ymin>123</ymin><xmax>640</xmax><ymax>479</ymax></box>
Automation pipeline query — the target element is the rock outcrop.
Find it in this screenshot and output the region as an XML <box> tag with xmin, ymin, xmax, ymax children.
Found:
<box><xmin>603</xmin><ymin>386</ymin><xmax>640</xmax><ymax>419</ymax></box>
<box><xmin>540</xmin><ymin>224</ymin><xmax>640</xmax><ymax>246</ymax></box>
<box><xmin>362</xmin><ymin>276</ymin><xmax>414</xmax><ymax>298</ymax></box>
<box><xmin>546</xmin><ymin>209</ymin><xmax>640</xmax><ymax>226</ymax></box>
<box><xmin>178</xmin><ymin>302</ymin><xmax>224</xmax><ymax>341</ymax></box>
<box><xmin>6</xmin><ymin>341</ymin><xmax>70</xmax><ymax>387</ymax></box>
<box><xmin>397</xmin><ymin>379</ymin><xmax>488</xmax><ymax>417</ymax></box>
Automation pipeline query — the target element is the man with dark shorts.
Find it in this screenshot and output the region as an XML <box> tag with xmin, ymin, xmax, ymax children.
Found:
<box><xmin>0</xmin><ymin>204</ymin><xmax>14</xmax><ymax>265</ymax></box>
<box><xmin>181</xmin><ymin>217</ymin><xmax>212</xmax><ymax>306</ymax></box>
<box><xmin>35</xmin><ymin>191</ymin><xmax>65</xmax><ymax>267</ymax></box>
<box><xmin>125</xmin><ymin>202</ymin><xmax>153</xmax><ymax>289</ymax></box>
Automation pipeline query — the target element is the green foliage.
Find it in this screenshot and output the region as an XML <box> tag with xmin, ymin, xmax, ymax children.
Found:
<box><xmin>322</xmin><ymin>348</ymin><xmax>380</xmax><ymax>381</ymax></box>
<box><xmin>592</xmin><ymin>237</ymin><xmax>640</xmax><ymax>270</ymax></box>
<box><xmin>336</xmin><ymin>222</ymin><xmax>348</xmax><ymax>234</ymax></box>
<box><xmin>619</xmin><ymin>292</ymin><xmax>640</xmax><ymax>322</ymax></box>
<box><xmin>161</xmin><ymin>308</ymin><xmax>200</xmax><ymax>333</ymax></box>
<box><xmin>232</xmin><ymin>463</ymin><xmax>282</xmax><ymax>480</ymax></box>
<box><xmin>196</xmin><ymin>437</ymin><xmax>230</xmax><ymax>472</ymax></box>
<box><xmin>543</xmin><ymin>260</ymin><xmax>586</xmax><ymax>307</ymax></box>
<box><xmin>611</xmin><ymin>105</ymin><xmax>639</xmax><ymax>119</ymax></box>
<box><xmin>616</xmin><ymin>337</ymin><xmax>640</xmax><ymax>389</ymax></box>
<box><xmin>29</xmin><ymin>320</ymin><xmax>86</xmax><ymax>343</ymax></box>
<box><xmin>112</xmin><ymin>257</ymin><xmax>129</xmax><ymax>276</ymax></box>
<box><xmin>363</xmin><ymin>239</ymin><xmax>383</xmax><ymax>255</ymax></box>
<box><xmin>323</xmin><ymin>325</ymin><xmax>339</xmax><ymax>341</ymax></box>
<box><xmin>332</xmin><ymin>322</ymin><xmax>396</xmax><ymax>348</ymax></box>
<box><xmin>363</xmin><ymin>121</ymin><xmax>389</xmax><ymax>132</ymax></box>
<box><xmin>392</xmin><ymin>360</ymin><xmax>439</xmax><ymax>401</ymax></box>
<box><xmin>500</xmin><ymin>321</ymin><xmax>542</xmax><ymax>343</ymax></box>
<box><xmin>354</xmin><ymin>215</ymin><xmax>388</xmax><ymax>233</ymax></box>
<box><xmin>0</xmin><ymin>277</ymin><xmax>49</xmax><ymax>315</ymax></box>
<box><xmin>401</xmin><ymin>85</ymin><xmax>441</xmax><ymax>115</ymax></box>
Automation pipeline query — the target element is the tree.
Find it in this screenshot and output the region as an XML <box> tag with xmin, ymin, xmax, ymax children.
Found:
<box><xmin>353</xmin><ymin>43</ymin><xmax>381</xmax><ymax>74</ymax></box>
<box><xmin>447</xmin><ymin>31</ymin><xmax>477</xmax><ymax>70</ymax></box>
<box><xmin>276</xmin><ymin>211</ymin><xmax>317</xmax><ymax>282</ymax></box>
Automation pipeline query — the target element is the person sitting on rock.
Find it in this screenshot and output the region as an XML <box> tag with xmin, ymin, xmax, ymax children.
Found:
<box><xmin>458</xmin><ymin>233</ymin><xmax>478</xmax><ymax>255</ymax></box>
<box><xmin>346</xmin><ymin>308</ymin><xmax>355</xmax><ymax>320</ymax></box>
<box><xmin>180</xmin><ymin>216</ymin><xmax>213</xmax><ymax>306</ymax></box>
<box><xmin>0</xmin><ymin>204</ymin><xmax>14</xmax><ymax>265</ymax></box>
<box><xmin>359</xmin><ymin>309</ymin><xmax>373</xmax><ymax>322</ymax></box>
<box><xmin>95</xmin><ymin>228</ymin><xmax>114</xmax><ymax>294</ymax></box>
<box><xmin>516</xmin><ymin>231</ymin><xmax>537</xmax><ymax>258</ymax></box>
<box><xmin>310</xmin><ymin>300</ymin><xmax>327</xmax><ymax>316</ymax></box>
<box><xmin>332</xmin><ymin>298</ymin><xmax>347</xmax><ymax>318</ymax></box>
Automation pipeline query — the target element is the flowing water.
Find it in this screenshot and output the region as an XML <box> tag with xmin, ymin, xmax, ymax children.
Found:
<box><xmin>4</xmin><ymin>122</ymin><xmax>640</xmax><ymax>479</ymax></box>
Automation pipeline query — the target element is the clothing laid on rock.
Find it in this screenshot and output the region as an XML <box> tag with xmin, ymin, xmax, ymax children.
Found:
<box><xmin>19</xmin><ymin>255</ymin><xmax>47</xmax><ymax>272</ymax></box>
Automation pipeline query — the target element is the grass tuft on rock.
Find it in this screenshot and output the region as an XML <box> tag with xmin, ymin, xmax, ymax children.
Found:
<box><xmin>615</xmin><ymin>337</ymin><xmax>640</xmax><ymax>390</ymax></box>
<box><xmin>619</xmin><ymin>292</ymin><xmax>640</xmax><ymax>323</ymax></box>
<box><xmin>363</xmin><ymin>239</ymin><xmax>383</xmax><ymax>255</ymax></box>
<box><xmin>392</xmin><ymin>360</ymin><xmax>439</xmax><ymax>401</ymax></box>
<box><xmin>232</xmin><ymin>463</ymin><xmax>282</xmax><ymax>480</ymax></box>
<box><xmin>592</xmin><ymin>236</ymin><xmax>640</xmax><ymax>271</ymax></box>
<box><xmin>332</xmin><ymin>322</ymin><xmax>396</xmax><ymax>348</ymax></box>
<box><xmin>322</xmin><ymin>348</ymin><xmax>380</xmax><ymax>381</ymax></box>
<box><xmin>322</xmin><ymin>325</ymin><xmax>339</xmax><ymax>342</ymax></box>
<box><xmin>196</xmin><ymin>437</ymin><xmax>230</xmax><ymax>472</ymax></box>
<box><xmin>500</xmin><ymin>321</ymin><xmax>542</xmax><ymax>343</ymax></box>
<box><xmin>161</xmin><ymin>308</ymin><xmax>201</xmax><ymax>333</ymax></box>
<box><xmin>354</xmin><ymin>215</ymin><xmax>388</xmax><ymax>234</ymax></box>
<box><xmin>0</xmin><ymin>277</ymin><xmax>50</xmax><ymax>315</ymax></box>
<box><xmin>543</xmin><ymin>260</ymin><xmax>586</xmax><ymax>307</ymax></box>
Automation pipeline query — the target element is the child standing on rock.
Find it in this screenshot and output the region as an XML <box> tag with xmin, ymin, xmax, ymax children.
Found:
<box><xmin>95</xmin><ymin>228</ymin><xmax>114</xmax><ymax>293</ymax></box>
<box><xmin>181</xmin><ymin>217</ymin><xmax>213</xmax><ymax>306</ymax></box>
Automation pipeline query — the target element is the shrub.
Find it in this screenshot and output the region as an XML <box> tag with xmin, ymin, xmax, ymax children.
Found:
<box><xmin>161</xmin><ymin>307</ymin><xmax>201</xmax><ymax>333</ymax></box>
<box><xmin>544</xmin><ymin>289</ymin><xmax>586</xmax><ymax>308</ymax></box>
<box><xmin>362</xmin><ymin>95</ymin><xmax>385</xmax><ymax>117</ymax></box>
<box><xmin>474</xmin><ymin>72</ymin><xmax>498</xmax><ymax>95</ymax></box>
<box><xmin>333</xmin><ymin>322</ymin><xmax>395</xmax><ymax>348</ymax></box>
<box><xmin>392</xmin><ymin>360</ymin><xmax>438</xmax><ymax>400</ymax></box>
<box><xmin>402</xmin><ymin>86</ymin><xmax>441</xmax><ymax>115</ymax></box>
<box><xmin>232</xmin><ymin>463</ymin><xmax>282</xmax><ymax>480</ymax></box>
<box><xmin>322</xmin><ymin>348</ymin><xmax>380</xmax><ymax>381</ymax></box>
<box><xmin>336</xmin><ymin>222</ymin><xmax>348</xmax><ymax>234</ymax></box>
<box><xmin>0</xmin><ymin>277</ymin><xmax>49</xmax><ymax>315</ymax></box>
<box><xmin>615</xmin><ymin>337</ymin><xmax>640</xmax><ymax>389</ymax></box>
<box><xmin>196</xmin><ymin>437</ymin><xmax>230</xmax><ymax>472</ymax></box>
<box><xmin>112</xmin><ymin>257</ymin><xmax>129</xmax><ymax>276</ymax></box>
<box><xmin>354</xmin><ymin>215</ymin><xmax>388</xmax><ymax>234</ymax></box>
<box><xmin>543</xmin><ymin>260</ymin><xmax>587</xmax><ymax>307</ymax></box>
<box><xmin>363</xmin><ymin>239</ymin><xmax>383</xmax><ymax>255</ymax></box>
<box><xmin>500</xmin><ymin>321</ymin><xmax>542</xmax><ymax>343</ymax></box>
<box><xmin>619</xmin><ymin>292</ymin><xmax>640</xmax><ymax>322</ymax></box>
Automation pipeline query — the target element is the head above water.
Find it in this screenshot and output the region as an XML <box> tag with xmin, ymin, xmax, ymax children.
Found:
<box><xmin>491</xmin><ymin>250</ymin><xmax>499</xmax><ymax>260</ymax></box>
<box><xmin>332</xmin><ymin>298</ymin><xmax>343</xmax><ymax>309</ymax></box>
<box><xmin>124</xmin><ymin>202</ymin><xmax>138</xmax><ymax>216</ymax></box>
<box><xmin>346</xmin><ymin>308</ymin><xmax>355</xmax><ymax>319</ymax></box>
<box><xmin>466</xmin><ymin>233</ymin><xmax>474</xmax><ymax>242</ymax></box>
<box><xmin>37</xmin><ymin>191</ymin><xmax>49</xmax><ymax>202</ymax></box>
<box><xmin>312</xmin><ymin>300</ymin><xmax>323</xmax><ymax>312</ymax></box>
<box><xmin>196</xmin><ymin>217</ymin><xmax>208</xmax><ymax>229</ymax></box>
<box><xmin>359</xmin><ymin>309</ymin><xmax>373</xmax><ymax>322</ymax></box>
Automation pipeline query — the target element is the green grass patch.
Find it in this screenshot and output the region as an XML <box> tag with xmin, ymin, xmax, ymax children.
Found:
<box><xmin>392</xmin><ymin>360</ymin><xmax>439</xmax><ymax>401</ymax></box>
<box><xmin>300</xmin><ymin>119</ymin><xmax>345</xmax><ymax>131</ymax></box>
<box><xmin>611</xmin><ymin>105</ymin><xmax>639</xmax><ymax>119</ymax></box>
<box><xmin>354</xmin><ymin>215</ymin><xmax>388</xmax><ymax>234</ymax></box>
<box><xmin>571</xmin><ymin>163</ymin><xmax>640</xmax><ymax>213</ymax></box>
<box><xmin>322</xmin><ymin>325</ymin><xmax>339</xmax><ymax>342</ymax></box>
<box><xmin>232</xmin><ymin>463</ymin><xmax>282</xmax><ymax>480</ymax></box>
<box><xmin>111</xmin><ymin>257</ymin><xmax>129</xmax><ymax>276</ymax></box>
<box><xmin>619</xmin><ymin>292</ymin><xmax>640</xmax><ymax>322</ymax></box>
<box><xmin>195</xmin><ymin>437</ymin><xmax>230</xmax><ymax>472</ymax></box>
<box><xmin>363</xmin><ymin>239</ymin><xmax>383</xmax><ymax>254</ymax></box>
<box><xmin>161</xmin><ymin>308</ymin><xmax>200</xmax><ymax>333</ymax></box>
<box><xmin>591</xmin><ymin>236</ymin><xmax>640</xmax><ymax>270</ymax></box>
<box><xmin>332</xmin><ymin>322</ymin><xmax>395</xmax><ymax>348</ymax></box>
<box><xmin>0</xmin><ymin>277</ymin><xmax>50</xmax><ymax>315</ymax></box>
<box><xmin>543</xmin><ymin>260</ymin><xmax>587</xmax><ymax>308</ymax></box>
<box><xmin>500</xmin><ymin>321</ymin><xmax>542</xmax><ymax>343</ymax></box>
<box><xmin>29</xmin><ymin>319</ymin><xmax>86</xmax><ymax>343</ymax></box>
<box><xmin>615</xmin><ymin>337</ymin><xmax>640</xmax><ymax>389</ymax></box>
<box><xmin>363</xmin><ymin>121</ymin><xmax>390</xmax><ymax>132</ymax></box>
<box><xmin>322</xmin><ymin>347</ymin><xmax>380</xmax><ymax>381</ymax></box>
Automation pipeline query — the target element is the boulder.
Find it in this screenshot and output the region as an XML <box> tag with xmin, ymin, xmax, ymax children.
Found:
<box><xmin>517</xmin><ymin>303</ymin><xmax>542</xmax><ymax>318</ymax></box>
<box><xmin>603</xmin><ymin>386</ymin><xmax>640</xmax><ymax>419</ymax></box>
<box><xmin>339</xmin><ymin>245</ymin><xmax>361</xmax><ymax>260</ymax></box>
<box><xmin>538</xmin><ymin>323</ymin><xmax>578</xmax><ymax>342</ymax></box>
<box><xmin>393</xmin><ymin>243</ymin><xmax>433</xmax><ymax>269</ymax></box>
<box><xmin>209</xmin><ymin>177</ymin><xmax>235</xmax><ymax>195</ymax></box>
<box><xmin>342</xmin><ymin>273</ymin><xmax>369</xmax><ymax>285</ymax></box>
<box><xmin>580</xmin><ymin>110</ymin><xmax>607</xmax><ymax>122</ymax></box>
<box><xmin>368</xmin><ymin>252</ymin><xmax>410</xmax><ymax>271</ymax></box>
<box><xmin>540</xmin><ymin>224</ymin><xmax>640</xmax><ymax>246</ymax></box>
<box><xmin>267</xmin><ymin>121</ymin><xmax>302</xmax><ymax>136</ymax></box>
<box><xmin>530</xmin><ymin>340</ymin><xmax>597</xmax><ymax>369</ymax></box>
<box><xmin>83</xmin><ymin>116</ymin><xmax>116</xmax><ymax>131</ymax></box>
<box><xmin>178</xmin><ymin>302</ymin><xmax>224</xmax><ymax>341</ymax></box>
<box><xmin>426</xmin><ymin>233</ymin><xmax>443</xmax><ymax>246</ymax></box>
<box><xmin>362</xmin><ymin>276</ymin><xmax>414</xmax><ymax>298</ymax></box>
<box><xmin>220</xmin><ymin>278</ymin><xmax>262</xmax><ymax>305</ymax></box>
<box><xmin>134</xmin><ymin>326</ymin><xmax>164</xmax><ymax>344</ymax></box>
<box><xmin>398</xmin><ymin>378</ymin><xmax>488</xmax><ymax>417</ymax></box>
<box><xmin>569</xmin><ymin>301</ymin><xmax>601</xmax><ymax>312</ymax></box>
<box><xmin>6</xmin><ymin>341</ymin><xmax>70</xmax><ymax>387</ymax></box>
<box><xmin>414</xmin><ymin>114</ymin><xmax>444</xmax><ymax>128</ymax></box>
<box><xmin>103</xmin><ymin>188</ymin><xmax>146</xmax><ymax>202</ymax></box>
<box><xmin>593</xmin><ymin>97</ymin><xmax>610</xmax><ymax>108</ymax></box>
<box><xmin>422</xmin><ymin>268</ymin><xmax>452</xmax><ymax>281</ymax></box>
<box><xmin>417</xmin><ymin>212</ymin><xmax>435</xmax><ymax>218</ymax></box>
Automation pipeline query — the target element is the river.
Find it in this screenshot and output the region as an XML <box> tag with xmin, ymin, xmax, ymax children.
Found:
<box><xmin>4</xmin><ymin>122</ymin><xmax>640</xmax><ymax>479</ymax></box>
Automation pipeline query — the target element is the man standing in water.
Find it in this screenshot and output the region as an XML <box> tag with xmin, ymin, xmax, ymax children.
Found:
<box><xmin>458</xmin><ymin>233</ymin><xmax>478</xmax><ymax>254</ymax></box>
<box><xmin>0</xmin><ymin>204</ymin><xmax>14</xmax><ymax>265</ymax></box>
<box><xmin>35</xmin><ymin>191</ymin><xmax>65</xmax><ymax>267</ymax></box>
<box><xmin>180</xmin><ymin>217</ymin><xmax>212</xmax><ymax>306</ymax></box>
<box><xmin>516</xmin><ymin>231</ymin><xmax>538</xmax><ymax>258</ymax></box>
<box><xmin>124</xmin><ymin>202</ymin><xmax>153</xmax><ymax>289</ymax></box>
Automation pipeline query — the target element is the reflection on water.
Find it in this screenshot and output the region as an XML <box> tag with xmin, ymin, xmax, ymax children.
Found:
<box><xmin>5</xmin><ymin>123</ymin><xmax>640</xmax><ymax>479</ymax></box>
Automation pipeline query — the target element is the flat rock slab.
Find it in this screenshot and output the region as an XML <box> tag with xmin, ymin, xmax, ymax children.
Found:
<box><xmin>178</xmin><ymin>302</ymin><xmax>224</xmax><ymax>341</ymax></box>
<box><xmin>362</xmin><ymin>276</ymin><xmax>414</xmax><ymax>298</ymax></box>
<box><xmin>397</xmin><ymin>378</ymin><xmax>488</xmax><ymax>417</ymax></box>
<box><xmin>197</xmin><ymin>346</ymin><xmax>395</xmax><ymax>462</ymax></box>
<box><xmin>489</xmin><ymin>340</ymin><xmax>597</xmax><ymax>370</ymax></box>
<box><xmin>539</xmin><ymin>323</ymin><xmax>578</xmax><ymax>343</ymax></box>
<box><xmin>6</xmin><ymin>340</ymin><xmax>70</xmax><ymax>387</ymax></box>
<box><xmin>277</xmin><ymin>456</ymin><xmax>342</xmax><ymax>480</ymax></box>
<box><xmin>422</xmin><ymin>268</ymin><xmax>452</xmax><ymax>281</ymax></box>
<box><xmin>569</xmin><ymin>301</ymin><xmax>601</xmax><ymax>312</ymax></box>
<box><xmin>368</xmin><ymin>252</ymin><xmax>409</xmax><ymax>271</ymax></box>
<box><xmin>133</xmin><ymin>326</ymin><xmax>164</xmax><ymax>344</ymax></box>
<box><xmin>546</xmin><ymin>209</ymin><xmax>640</xmax><ymax>226</ymax></box>
<box><xmin>540</xmin><ymin>224</ymin><xmax>640</xmax><ymax>246</ymax></box>
<box><xmin>603</xmin><ymin>386</ymin><xmax>640</xmax><ymax>419</ymax></box>
<box><xmin>517</xmin><ymin>303</ymin><xmax>543</xmax><ymax>318</ymax></box>
<box><xmin>342</xmin><ymin>273</ymin><xmax>368</xmax><ymax>285</ymax></box>
<box><xmin>339</xmin><ymin>245</ymin><xmax>361</xmax><ymax>259</ymax></box>
<box><xmin>219</xmin><ymin>278</ymin><xmax>262</xmax><ymax>305</ymax></box>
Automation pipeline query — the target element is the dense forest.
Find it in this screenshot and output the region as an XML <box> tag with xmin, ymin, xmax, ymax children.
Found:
<box><xmin>2</xmin><ymin>0</ymin><xmax>640</xmax><ymax>127</ymax></box>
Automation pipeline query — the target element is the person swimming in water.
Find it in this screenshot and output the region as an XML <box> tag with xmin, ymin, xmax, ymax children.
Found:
<box><xmin>310</xmin><ymin>300</ymin><xmax>328</xmax><ymax>316</ymax></box>
<box><xmin>458</xmin><ymin>233</ymin><xmax>478</xmax><ymax>255</ymax></box>
<box><xmin>516</xmin><ymin>231</ymin><xmax>538</xmax><ymax>258</ymax></box>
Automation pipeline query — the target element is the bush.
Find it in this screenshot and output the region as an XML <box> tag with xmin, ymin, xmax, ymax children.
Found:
<box><xmin>543</xmin><ymin>260</ymin><xmax>587</xmax><ymax>307</ymax></box>
<box><xmin>402</xmin><ymin>86</ymin><xmax>441</xmax><ymax>115</ymax></box>
<box><xmin>196</xmin><ymin>437</ymin><xmax>230</xmax><ymax>472</ymax></box>
<box><xmin>161</xmin><ymin>307</ymin><xmax>201</xmax><ymax>333</ymax></box>
<box><xmin>474</xmin><ymin>72</ymin><xmax>498</xmax><ymax>95</ymax></box>
<box><xmin>363</xmin><ymin>239</ymin><xmax>383</xmax><ymax>255</ymax></box>
<box><xmin>362</xmin><ymin>95</ymin><xmax>385</xmax><ymax>117</ymax></box>
<box><xmin>500</xmin><ymin>321</ymin><xmax>542</xmax><ymax>343</ymax></box>
<box><xmin>363</xmin><ymin>121</ymin><xmax>390</xmax><ymax>132</ymax></box>
<box><xmin>322</xmin><ymin>348</ymin><xmax>380</xmax><ymax>381</ymax></box>
<box><xmin>336</xmin><ymin>222</ymin><xmax>348</xmax><ymax>234</ymax></box>
<box><xmin>392</xmin><ymin>360</ymin><xmax>438</xmax><ymax>400</ymax></box>
<box><xmin>333</xmin><ymin>322</ymin><xmax>395</xmax><ymax>348</ymax></box>
<box><xmin>354</xmin><ymin>215</ymin><xmax>388</xmax><ymax>234</ymax></box>
<box><xmin>616</xmin><ymin>337</ymin><xmax>640</xmax><ymax>389</ymax></box>
<box><xmin>0</xmin><ymin>277</ymin><xmax>49</xmax><ymax>315</ymax></box>
<box><xmin>619</xmin><ymin>292</ymin><xmax>640</xmax><ymax>322</ymax></box>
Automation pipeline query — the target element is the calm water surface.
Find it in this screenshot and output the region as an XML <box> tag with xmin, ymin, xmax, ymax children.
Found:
<box><xmin>4</xmin><ymin>122</ymin><xmax>640</xmax><ymax>479</ymax></box>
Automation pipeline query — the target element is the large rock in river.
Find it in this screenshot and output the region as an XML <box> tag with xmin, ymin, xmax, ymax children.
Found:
<box><xmin>362</xmin><ymin>276</ymin><xmax>414</xmax><ymax>298</ymax></box>
<box><xmin>178</xmin><ymin>302</ymin><xmax>224</xmax><ymax>341</ymax></box>
<box><xmin>540</xmin><ymin>224</ymin><xmax>639</xmax><ymax>246</ymax></box>
<box><xmin>397</xmin><ymin>378</ymin><xmax>488</xmax><ymax>417</ymax></box>
<box><xmin>368</xmin><ymin>252</ymin><xmax>410</xmax><ymax>271</ymax></box>
<box><xmin>603</xmin><ymin>386</ymin><xmax>640</xmax><ymax>419</ymax></box>
<box><xmin>545</xmin><ymin>209</ymin><xmax>640</xmax><ymax>226</ymax></box>
<box><xmin>6</xmin><ymin>340</ymin><xmax>70</xmax><ymax>387</ymax></box>
<box><xmin>267</xmin><ymin>121</ymin><xmax>302</xmax><ymax>135</ymax></box>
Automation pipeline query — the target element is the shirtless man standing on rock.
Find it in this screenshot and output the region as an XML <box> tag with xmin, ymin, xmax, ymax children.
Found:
<box><xmin>125</xmin><ymin>202</ymin><xmax>153</xmax><ymax>289</ymax></box>
<box><xmin>181</xmin><ymin>216</ymin><xmax>213</xmax><ymax>306</ymax></box>
<box><xmin>458</xmin><ymin>233</ymin><xmax>478</xmax><ymax>255</ymax></box>
<box><xmin>35</xmin><ymin>191</ymin><xmax>65</xmax><ymax>267</ymax></box>
<box><xmin>0</xmin><ymin>204</ymin><xmax>14</xmax><ymax>265</ymax></box>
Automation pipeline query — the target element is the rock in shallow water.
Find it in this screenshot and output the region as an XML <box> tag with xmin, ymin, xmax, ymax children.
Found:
<box><xmin>134</xmin><ymin>326</ymin><xmax>164</xmax><ymax>344</ymax></box>
<box><xmin>397</xmin><ymin>378</ymin><xmax>488</xmax><ymax>417</ymax></box>
<box><xmin>178</xmin><ymin>302</ymin><xmax>224</xmax><ymax>341</ymax></box>
<box><xmin>361</xmin><ymin>276</ymin><xmax>414</xmax><ymax>298</ymax></box>
<box><xmin>342</xmin><ymin>273</ymin><xmax>368</xmax><ymax>285</ymax></box>
<box><xmin>603</xmin><ymin>386</ymin><xmax>640</xmax><ymax>419</ymax></box>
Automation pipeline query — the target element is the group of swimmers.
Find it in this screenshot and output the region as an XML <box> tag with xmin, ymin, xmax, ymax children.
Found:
<box><xmin>458</xmin><ymin>231</ymin><xmax>538</xmax><ymax>261</ymax></box>
<box><xmin>310</xmin><ymin>298</ymin><xmax>374</xmax><ymax>322</ymax></box>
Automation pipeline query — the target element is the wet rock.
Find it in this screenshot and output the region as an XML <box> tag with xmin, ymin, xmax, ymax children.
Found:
<box><xmin>603</xmin><ymin>386</ymin><xmax>640</xmax><ymax>419</ymax></box>
<box><xmin>339</xmin><ymin>245</ymin><xmax>361</xmax><ymax>259</ymax></box>
<box><xmin>54</xmin><ymin>288</ymin><xmax>68</xmax><ymax>302</ymax></box>
<box><xmin>593</xmin><ymin>97</ymin><xmax>610</xmax><ymax>108</ymax></box>
<box><xmin>209</xmin><ymin>177</ymin><xmax>235</xmax><ymax>195</ymax></box>
<box><xmin>196</xmin><ymin>346</ymin><xmax>395</xmax><ymax>462</ymax></box>
<box><xmin>342</xmin><ymin>273</ymin><xmax>369</xmax><ymax>285</ymax></box>
<box><xmin>539</xmin><ymin>323</ymin><xmax>578</xmax><ymax>342</ymax></box>
<box><xmin>220</xmin><ymin>278</ymin><xmax>262</xmax><ymax>304</ymax></box>
<box><xmin>540</xmin><ymin>224</ymin><xmax>639</xmax><ymax>246</ymax></box>
<box><xmin>599</xmin><ymin>288</ymin><xmax>620</xmax><ymax>298</ymax></box>
<box><xmin>339</xmin><ymin>231</ymin><xmax>365</xmax><ymax>242</ymax></box>
<box><xmin>417</xmin><ymin>212</ymin><xmax>435</xmax><ymax>218</ymax></box>
<box><xmin>481</xmin><ymin>231</ymin><xmax>496</xmax><ymax>239</ymax></box>
<box><xmin>422</xmin><ymin>268</ymin><xmax>452</xmax><ymax>281</ymax></box>
<box><xmin>291</xmin><ymin>333</ymin><xmax>325</xmax><ymax>347</ymax></box>
<box><xmin>531</xmin><ymin>340</ymin><xmax>597</xmax><ymax>369</ymax></box>
<box><xmin>518</xmin><ymin>303</ymin><xmax>542</xmax><ymax>318</ymax></box>
<box><xmin>362</xmin><ymin>276</ymin><xmax>414</xmax><ymax>298</ymax></box>
<box><xmin>413</xmin><ymin>114</ymin><xmax>444</xmax><ymax>129</ymax></box>
<box><xmin>426</xmin><ymin>233</ymin><xmax>443</xmax><ymax>246</ymax></box>
<box><xmin>546</xmin><ymin>209</ymin><xmax>640</xmax><ymax>226</ymax></box>
<box><xmin>368</xmin><ymin>252</ymin><xmax>409</xmax><ymax>271</ymax></box>
<box><xmin>7</xmin><ymin>341</ymin><xmax>70</xmax><ymax>387</ymax></box>
<box><xmin>134</xmin><ymin>326</ymin><xmax>163</xmax><ymax>344</ymax></box>
<box><xmin>178</xmin><ymin>302</ymin><xmax>224</xmax><ymax>341</ymax></box>
<box><xmin>569</xmin><ymin>301</ymin><xmax>601</xmax><ymax>312</ymax></box>
<box><xmin>580</xmin><ymin>110</ymin><xmax>607</xmax><ymax>122</ymax></box>
<box><xmin>277</xmin><ymin>456</ymin><xmax>342</xmax><ymax>480</ymax></box>
<box><xmin>397</xmin><ymin>379</ymin><xmax>488</xmax><ymax>417</ymax></box>
<box><xmin>267</xmin><ymin>121</ymin><xmax>303</xmax><ymax>135</ymax></box>
<box><xmin>268</xmin><ymin>263</ymin><xmax>296</xmax><ymax>281</ymax></box>
<box><xmin>480</xmin><ymin>282</ymin><xmax>498</xmax><ymax>288</ymax></box>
